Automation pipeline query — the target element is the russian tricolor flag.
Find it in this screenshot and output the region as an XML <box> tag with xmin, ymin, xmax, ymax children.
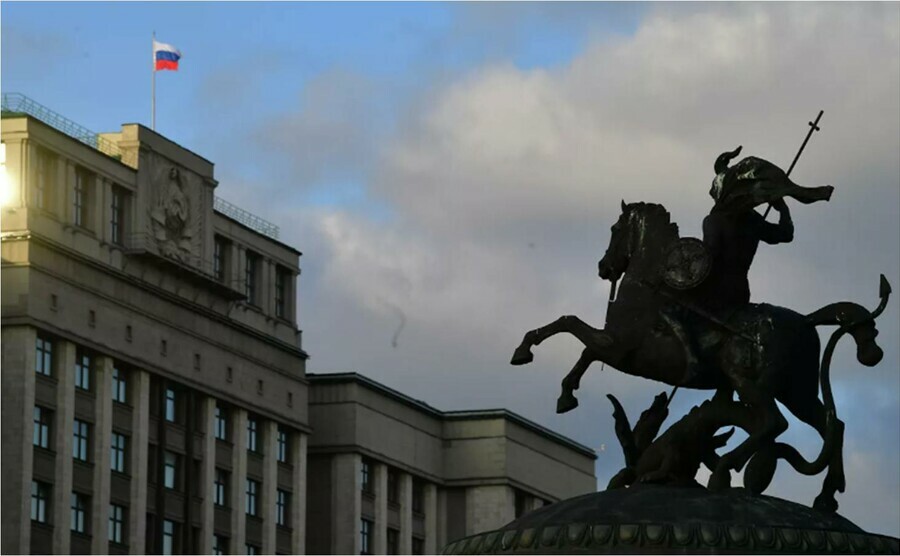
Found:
<box><xmin>153</xmin><ymin>39</ymin><xmax>181</xmax><ymax>71</ymax></box>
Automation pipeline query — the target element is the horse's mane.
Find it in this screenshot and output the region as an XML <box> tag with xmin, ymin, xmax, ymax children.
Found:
<box><xmin>628</xmin><ymin>202</ymin><xmax>680</xmax><ymax>241</ymax></box>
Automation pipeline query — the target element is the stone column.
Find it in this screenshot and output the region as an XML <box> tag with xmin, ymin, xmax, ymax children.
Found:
<box><xmin>128</xmin><ymin>369</ymin><xmax>151</xmax><ymax>554</ymax></box>
<box><xmin>91</xmin><ymin>356</ymin><xmax>114</xmax><ymax>554</ymax></box>
<box><xmin>331</xmin><ymin>453</ymin><xmax>361</xmax><ymax>555</ymax></box>
<box><xmin>0</xmin><ymin>326</ymin><xmax>37</xmax><ymax>554</ymax></box>
<box><xmin>261</xmin><ymin>420</ymin><xmax>278</xmax><ymax>554</ymax></box>
<box><xmin>373</xmin><ymin>463</ymin><xmax>388</xmax><ymax>554</ymax></box>
<box><xmin>198</xmin><ymin>396</ymin><xmax>217</xmax><ymax>555</ymax></box>
<box><xmin>231</xmin><ymin>409</ymin><xmax>249</xmax><ymax>553</ymax></box>
<box><xmin>290</xmin><ymin>433</ymin><xmax>308</xmax><ymax>555</ymax></box>
<box><xmin>424</xmin><ymin>484</ymin><xmax>438</xmax><ymax>555</ymax></box>
<box><xmin>52</xmin><ymin>340</ymin><xmax>76</xmax><ymax>554</ymax></box>
<box><xmin>399</xmin><ymin>473</ymin><xmax>413</xmax><ymax>554</ymax></box>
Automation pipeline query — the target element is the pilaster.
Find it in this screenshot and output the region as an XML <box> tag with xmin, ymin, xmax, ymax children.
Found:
<box><xmin>399</xmin><ymin>473</ymin><xmax>413</xmax><ymax>554</ymax></box>
<box><xmin>231</xmin><ymin>408</ymin><xmax>249</xmax><ymax>552</ymax></box>
<box><xmin>331</xmin><ymin>453</ymin><xmax>361</xmax><ymax>554</ymax></box>
<box><xmin>261</xmin><ymin>420</ymin><xmax>278</xmax><ymax>554</ymax></box>
<box><xmin>424</xmin><ymin>483</ymin><xmax>438</xmax><ymax>554</ymax></box>
<box><xmin>198</xmin><ymin>396</ymin><xmax>217</xmax><ymax>555</ymax></box>
<box><xmin>128</xmin><ymin>369</ymin><xmax>151</xmax><ymax>554</ymax></box>
<box><xmin>373</xmin><ymin>463</ymin><xmax>388</xmax><ymax>554</ymax></box>
<box><xmin>90</xmin><ymin>356</ymin><xmax>114</xmax><ymax>554</ymax></box>
<box><xmin>291</xmin><ymin>432</ymin><xmax>308</xmax><ymax>554</ymax></box>
<box><xmin>51</xmin><ymin>340</ymin><xmax>76</xmax><ymax>554</ymax></box>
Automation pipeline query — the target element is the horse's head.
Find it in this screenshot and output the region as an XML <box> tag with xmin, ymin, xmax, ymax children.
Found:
<box><xmin>598</xmin><ymin>200</ymin><xmax>635</xmax><ymax>281</ymax></box>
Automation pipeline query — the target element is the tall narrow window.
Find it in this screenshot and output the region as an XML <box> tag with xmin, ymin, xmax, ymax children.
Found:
<box><xmin>71</xmin><ymin>492</ymin><xmax>87</xmax><ymax>533</ymax></box>
<box><xmin>245</xmin><ymin>251</ymin><xmax>258</xmax><ymax>305</ymax></box>
<box><xmin>35</xmin><ymin>334</ymin><xmax>53</xmax><ymax>376</ymax></box>
<box><xmin>162</xmin><ymin>519</ymin><xmax>175</xmax><ymax>555</ymax></box>
<box><xmin>215</xmin><ymin>405</ymin><xmax>227</xmax><ymax>441</ymax></box>
<box><xmin>33</xmin><ymin>406</ymin><xmax>51</xmax><ymax>449</ymax></box>
<box><xmin>387</xmin><ymin>528</ymin><xmax>399</xmax><ymax>555</ymax></box>
<box><xmin>73</xmin><ymin>168</ymin><xmax>91</xmax><ymax>228</ymax></box>
<box><xmin>73</xmin><ymin>419</ymin><xmax>90</xmax><ymax>461</ymax></box>
<box><xmin>34</xmin><ymin>148</ymin><xmax>53</xmax><ymax>211</ymax></box>
<box><xmin>412</xmin><ymin>537</ymin><xmax>425</xmax><ymax>555</ymax></box>
<box><xmin>109</xmin><ymin>504</ymin><xmax>125</xmax><ymax>543</ymax></box>
<box><xmin>75</xmin><ymin>349</ymin><xmax>91</xmax><ymax>390</ymax></box>
<box><xmin>165</xmin><ymin>387</ymin><xmax>176</xmax><ymax>422</ymax></box>
<box><xmin>360</xmin><ymin>519</ymin><xmax>373</xmax><ymax>555</ymax></box>
<box><xmin>245</xmin><ymin>544</ymin><xmax>259</xmax><ymax>555</ymax></box>
<box><xmin>246</xmin><ymin>417</ymin><xmax>258</xmax><ymax>453</ymax></box>
<box><xmin>214</xmin><ymin>236</ymin><xmax>227</xmax><ymax>282</ymax></box>
<box><xmin>275</xmin><ymin>267</ymin><xmax>287</xmax><ymax>318</ymax></box>
<box><xmin>412</xmin><ymin>478</ymin><xmax>425</xmax><ymax>514</ymax></box>
<box><xmin>361</xmin><ymin>458</ymin><xmax>373</xmax><ymax>494</ymax></box>
<box><xmin>245</xmin><ymin>479</ymin><xmax>259</xmax><ymax>516</ymax></box>
<box><xmin>31</xmin><ymin>481</ymin><xmax>49</xmax><ymax>523</ymax></box>
<box><xmin>111</xmin><ymin>432</ymin><xmax>127</xmax><ymax>473</ymax></box>
<box><xmin>112</xmin><ymin>366</ymin><xmax>127</xmax><ymax>403</ymax></box>
<box><xmin>276</xmin><ymin>489</ymin><xmax>289</xmax><ymax>526</ymax></box>
<box><xmin>213</xmin><ymin>535</ymin><xmax>228</xmax><ymax>555</ymax></box>
<box><xmin>277</xmin><ymin>428</ymin><xmax>289</xmax><ymax>463</ymax></box>
<box><xmin>111</xmin><ymin>186</ymin><xmax>125</xmax><ymax>245</ymax></box>
<box><xmin>214</xmin><ymin>469</ymin><xmax>228</xmax><ymax>507</ymax></box>
<box><xmin>387</xmin><ymin>468</ymin><xmax>399</xmax><ymax>504</ymax></box>
<box><xmin>164</xmin><ymin>451</ymin><xmax>178</xmax><ymax>489</ymax></box>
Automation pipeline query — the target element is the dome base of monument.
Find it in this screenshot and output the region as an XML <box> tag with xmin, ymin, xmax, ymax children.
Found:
<box><xmin>442</xmin><ymin>485</ymin><xmax>900</xmax><ymax>554</ymax></box>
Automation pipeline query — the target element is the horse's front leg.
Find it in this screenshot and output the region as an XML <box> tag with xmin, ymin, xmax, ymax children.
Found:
<box><xmin>557</xmin><ymin>348</ymin><xmax>598</xmax><ymax>413</ymax></box>
<box><xmin>511</xmin><ymin>315</ymin><xmax>612</xmax><ymax>366</ymax></box>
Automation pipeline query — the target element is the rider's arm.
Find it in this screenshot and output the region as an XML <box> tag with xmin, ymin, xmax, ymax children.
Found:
<box><xmin>757</xmin><ymin>200</ymin><xmax>794</xmax><ymax>244</ymax></box>
<box><xmin>702</xmin><ymin>214</ymin><xmax>723</xmax><ymax>255</ymax></box>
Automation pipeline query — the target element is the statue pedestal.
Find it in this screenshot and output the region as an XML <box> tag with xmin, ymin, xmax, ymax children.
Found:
<box><xmin>442</xmin><ymin>485</ymin><xmax>899</xmax><ymax>554</ymax></box>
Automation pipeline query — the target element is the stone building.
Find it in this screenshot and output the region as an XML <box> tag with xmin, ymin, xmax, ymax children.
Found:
<box><xmin>1</xmin><ymin>94</ymin><xmax>596</xmax><ymax>555</ymax></box>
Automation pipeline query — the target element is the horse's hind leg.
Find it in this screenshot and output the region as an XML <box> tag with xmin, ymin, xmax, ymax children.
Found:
<box><xmin>557</xmin><ymin>348</ymin><xmax>597</xmax><ymax>413</ymax></box>
<box><xmin>512</xmin><ymin>315</ymin><xmax>612</xmax><ymax>365</ymax></box>
<box><xmin>787</xmin><ymin>397</ymin><xmax>846</xmax><ymax>512</ymax></box>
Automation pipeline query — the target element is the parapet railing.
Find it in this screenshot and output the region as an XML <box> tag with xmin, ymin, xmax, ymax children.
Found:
<box><xmin>1</xmin><ymin>92</ymin><xmax>123</xmax><ymax>159</ymax></box>
<box><xmin>214</xmin><ymin>197</ymin><xmax>280</xmax><ymax>240</ymax></box>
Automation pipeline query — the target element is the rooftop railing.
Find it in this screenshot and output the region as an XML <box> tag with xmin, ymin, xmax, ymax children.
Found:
<box><xmin>2</xmin><ymin>93</ymin><xmax>281</xmax><ymax>241</ymax></box>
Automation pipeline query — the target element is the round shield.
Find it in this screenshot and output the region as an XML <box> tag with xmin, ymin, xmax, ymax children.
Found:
<box><xmin>663</xmin><ymin>238</ymin><xmax>711</xmax><ymax>290</ymax></box>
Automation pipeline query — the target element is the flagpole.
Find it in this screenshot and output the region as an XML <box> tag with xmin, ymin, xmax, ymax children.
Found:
<box><xmin>151</xmin><ymin>31</ymin><xmax>156</xmax><ymax>131</ymax></box>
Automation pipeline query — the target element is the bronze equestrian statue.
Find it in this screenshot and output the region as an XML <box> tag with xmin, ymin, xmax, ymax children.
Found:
<box><xmin>511</xmin><ymin>149</ymin><xmax>890</xmax><ymax>512</ymax></box>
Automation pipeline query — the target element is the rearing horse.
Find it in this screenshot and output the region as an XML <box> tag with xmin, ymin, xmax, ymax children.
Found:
<box><xmin>511</xmin><ymin>201</ymin><xmax>888</xmax><ymax>511</ymax></box>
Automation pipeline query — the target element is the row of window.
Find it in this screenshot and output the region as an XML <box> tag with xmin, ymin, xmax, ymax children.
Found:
<box><xmin>214</xmin><ymin>406</ymin><xmax>291</xmax><ymax>462</ymax></box>
<box><xmin>31</xmin><ymin>147</ymin><xmax>128</xmax><ymax>245</ymax></box>
<box><xmin>359</xmin><ymin>519</ymin><xmax>425</xmax><ymax>555</ymax></box>
<box><xmin>360</xmin><ymin>458</ymin><xmax>426</xmax><ymax>514</ymax></box>
<box><xmin>210</xmin><ymin>470</ymin><xmax>291</xmax><ymax>524</ymax></box>
<box><xmin>34</xmin><ymin>406</ymin><xmax>128</xmax><ymax>471</ymax></box>
<box><xmin>213</xmin><ymin>236</ymin><xmax>292</xmax><ymax>317</ymax></box>
<box><xmin>31</xmin><ymin>481</ymin><xmax>126</xmax><ymax>543</ymax></box>
<box><xmin>35</xmin><ymin>336</ymin><xmax>128</xmax><ymax>403</ymax></box>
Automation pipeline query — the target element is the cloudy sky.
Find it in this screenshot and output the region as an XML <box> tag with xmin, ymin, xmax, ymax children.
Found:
<box><xmin>3</xmin><ymin>1</ymin><xmax>898</xmax><ymax>536</ymax></box>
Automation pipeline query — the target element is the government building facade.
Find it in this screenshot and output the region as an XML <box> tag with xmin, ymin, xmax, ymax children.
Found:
<box><xmin>0</xmin><ymin>93</ymin><xmax>596</xmax><ymax>555</ymax></box>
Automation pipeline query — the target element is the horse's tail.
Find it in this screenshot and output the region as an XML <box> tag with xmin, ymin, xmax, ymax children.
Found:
<box><xmin>745</xmin><ymin>276</ymin><xmax>892</xmax><ymax>493</ymax></box>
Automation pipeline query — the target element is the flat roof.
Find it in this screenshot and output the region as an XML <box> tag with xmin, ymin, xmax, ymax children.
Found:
<box><xmin>308</xmin><ymin>372</ymin><xmax>596</xmax><ymax>459</ymax></box>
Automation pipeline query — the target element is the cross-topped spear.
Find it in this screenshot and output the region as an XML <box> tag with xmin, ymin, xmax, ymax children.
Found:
<box><xmin>762</xmin><ymin>109</ymin><xmax>825</xmax><ymax>219</ymax></box>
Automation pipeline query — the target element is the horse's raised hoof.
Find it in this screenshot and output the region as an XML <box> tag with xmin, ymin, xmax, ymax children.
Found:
<box><xmin>813</xmin><ymin>493</ymin><xmax>839</xmax><ymax>514</ymax></box>
<box><xmin>557</xmin><ymin>392</ymin><xmax>579</xmax><ymax>413</ymax></box>
<box><xmin>708</xmin><ymin>468</ymin><xmax>732</xmax><ymax>492</ymax></box>
<box><xmin>510</xmin><ymin>346</ymin><xmax>534</xmax><ymax>366</ymax></box>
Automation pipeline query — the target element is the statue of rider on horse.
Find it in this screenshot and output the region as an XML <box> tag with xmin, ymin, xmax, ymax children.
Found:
<box><xmin>510</xmin><ymin>114</ymin><xmax>892</xmax><ymax>513</ymax></box>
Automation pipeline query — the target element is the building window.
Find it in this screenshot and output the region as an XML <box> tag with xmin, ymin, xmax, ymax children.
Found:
<box><xmin>244</xmin><ymin>251</ymin><xmax>259</xmax><ymax>305</ymax></box>
<box><xmin>108</xmin><ymin>504</ymin><xmax>125</xmax><ymax>544</ymax></box>
<box><xmin>165</xmin><ymin>387</ymin><xmax>176</xmax><ymax>422</ymax></box>
<box><xmin>412</xmin><ymin>478</ymin><xmax>424</xmax><ymax>514</ymax></box>
<box><xmin>514</xmin><ymin>490</ymin><xmax>528</xmax><ymax>518</ymax></box>
<box><xmin>387</xmin><ymin>528</ymin><xmax>399</xmax><ymax>555</ymax></box>
<box><xmin>276</xmin><ymin>489</ymin><xmax>289</xmax><ymax>526</ymax></box>
<box><xmin>71</xmin><ymin>492</ymin><xmax>88</xmax><ymax>533</ymax></box>
<box><xmin>162</xmin><ymin>519</ymin><xmax>175</xmax><ymax>555</ymax></box>
<box><xmin>214</xmin><ymin>469</ymin><xmax>228</xmax><ymax>507</ymax></box>
<box><xmin>214</xmin><ymin>236</ymin><xmax>228</xmax><ymax>281</ymax></box>
<box><xmin>275</xmin><ymin>267</ymin><xmax>288</xmax><ymax>319</ymax></box>
<box><xmin>245</xmin><ymin>544</ymin><xmax>259</xmax><ymax>555</ymax></box>
<box><xmin>360</xmin><ymin>519</ymin><xmax>373</xmax><ymax>555</ymax></box>
<box><xmin>412</xmin><ymin>537</ymin><xmax>425</xmax><ymax>555</ymax></box>
<box><xmin>31</xmin><ymin>481</ymin><xmax>50</xmax><ymax>523</ymax></box>
<box><xmin>277</xmin><ymin>428</ymin><xmax>289</xmax><ymax>463</ymax></box>
<box><xmin>35</xmin><ymin>335</ymin><xmax>53</xmax><ymax>376</ymax></box>
<box><xmin>75</xmin><ymin>349</ymin><xmax>91</xmax><ymax>390</ymax></box>
<box><xmin>213</xmin><ymin>535</ymin><xmax>228</xmax><ymax>555</ymax></box>
<box><xmin>73</xmin><ymin>419</ymin><xmax>90</xmax><ymax>461</ymax></box>
<box><xmin>112</xmin><ymin>366</ymin><xmax>127</xmax><ymax>403</ymax></box>
<box><xmin>246</xmin><ymin>416</ymin><xmax>258</xmax><ymax>452</ymax></box>
<box><xmin>245</xmin><ymin>479</ymin><xmax>259</xmax><ymax>516</ymax></box>
<box><xmin>387</xmin><ymin>468</ymin><xmax>399</xmax><ymax>504</ymax></box>
<box><xmin>164</xmin><ymin>451</ymin><xmax>178</xmax><ymax>489</ymax></box>
<box><xmin>73</xmin><ymin>168</ymin><xmax>91</xmax><ymax>228</ymax></box>
<box><xmin>33</xmin><ymin>406</ymin><xmax>51</xmax><ymax>449</ymax></box>
<box><xmin>111</xmin><ymin>432</ymin><xmax>127</xmax><ymax>473</ymax></box>
<box><xmin>361</xmin><ymin>458</ymin><xmax>373</xmax><ymax>494</ymax></box>
<box><xmin>111</xmin><ymin>186</ymin><xmax>126</xmax><ymax>245</ymax></box>
<box><xmin>34</xmin><ymin>148</ymin><xmax>54</xmax><ymax>211</ymax></box>
<box><xmin>215</xmin><ymin>405</ymin><xmax>228</xmax><ymax>440</ymax></box>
